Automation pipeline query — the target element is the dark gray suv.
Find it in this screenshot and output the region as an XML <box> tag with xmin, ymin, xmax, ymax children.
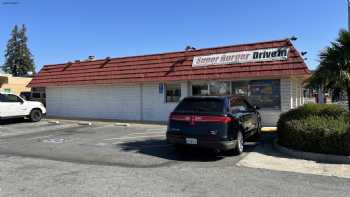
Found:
<box><xmin>166</xmin><ymin>96</ymin><xmax>262</xmax><ymax>155</ymax></box>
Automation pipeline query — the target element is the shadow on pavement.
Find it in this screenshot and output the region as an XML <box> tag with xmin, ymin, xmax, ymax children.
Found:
<box><xmin>117</xmin><ymin>138</ymin><xmax>258</xmax><ymax>162</ymax></box>
<box><xmin>0</xmin><ymin>118</ymin><xmax>30</xmax><ymax>125</ymax></box>
<box><xmin>253</xmin><ymin>133</ymin><xmax>282</xmax><ymax>156</ymax></box>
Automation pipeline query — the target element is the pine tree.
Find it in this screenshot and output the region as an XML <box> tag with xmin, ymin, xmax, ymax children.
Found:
<box><xmin>2</xmin><ymin>24</ymin><xmax>35</xmax><ymax>76</ymax></box>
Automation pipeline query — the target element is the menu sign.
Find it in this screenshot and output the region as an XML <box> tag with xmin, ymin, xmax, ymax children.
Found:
<box><xmin>192</xmin><ymin>47</ymin><xmax>289</xmax><ymax>67</ymax></box>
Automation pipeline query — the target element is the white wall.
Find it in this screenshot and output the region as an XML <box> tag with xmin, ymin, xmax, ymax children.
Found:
<box><xmin>291</xmin><ymin>78</ymin><xmax>304</xmax><ymax>109</ymax></box>
<box><xmin>46</xmin><ymin>79</ymin><xmax>304</xmax><ymax>126</ymax></box>
<box><xmin>141</xmin><ymin>82</ymin><xmax>189</xmax><ymax>122</ymax></box>
<box><xmin>47</xmin><ymin>82</ymin><xmax>189</xmax><ymax>122</ymax></box>
<box><xmin>281</xmin><ymin>78</ymin><xmax>292</xmax><ymax>112</ymax></box>
<box><xmin>47</xmin><ymin>85</ymin><xmax>142</xmax><ymax>120</ymax></box>
<box><xmin>261</xmin><ymin>78</ymin><xmax>303</xmax><ymax>126</ymax></box>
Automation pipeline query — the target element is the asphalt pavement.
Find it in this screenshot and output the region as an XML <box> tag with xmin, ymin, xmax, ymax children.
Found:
<box><xmin>0</xmin><ymin>119</ymin><xmax>349</xmax><ymax>197</ymax></box>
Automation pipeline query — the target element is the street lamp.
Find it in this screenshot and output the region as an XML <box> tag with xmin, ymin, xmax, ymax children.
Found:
<box><xmin>348</xmin><ymin>0</ymin><xmax>350</xmax><ymax>31</ymax></box>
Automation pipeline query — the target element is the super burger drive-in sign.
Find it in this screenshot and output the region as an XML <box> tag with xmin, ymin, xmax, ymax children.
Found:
<box><xmin>192</xmin><ymin>47</ymin><xmax>289</xmax><ymax>67</ymax></box>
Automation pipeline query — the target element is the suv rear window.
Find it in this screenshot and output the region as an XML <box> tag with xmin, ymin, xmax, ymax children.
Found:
<box><xmin>174</xmin><ymin>98</ymin><xmax>225</xmax><ymax>113</ymax></box>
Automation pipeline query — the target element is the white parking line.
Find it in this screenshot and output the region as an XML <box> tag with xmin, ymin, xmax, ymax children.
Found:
<box><xmin>113</xmin><ymin>142</ymin><xmax>170</xmax><ymax>147</ymax></box>
<box><xmin>28</xmin><ymin>135</ymin><xmax>54</xmax><ymax>140</ymax></box>
<box><xmin>128</xmin><ymin>132</ymin><xmax>165</xmax><ymax>136</ymax></box>
<box><xmin>103</xmin><ymin>134</ymin><xmax>165</xmax><ymax>141</ymax></box>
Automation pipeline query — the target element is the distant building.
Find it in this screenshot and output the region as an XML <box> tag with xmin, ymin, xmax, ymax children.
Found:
<box><xmin>0</xmin><ymin>74</ymin><xmax>32</xmax><ymax>95</ymax></box>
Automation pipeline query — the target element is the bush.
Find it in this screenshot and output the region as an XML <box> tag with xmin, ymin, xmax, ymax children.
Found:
<box><xmin>277</xmin><ymin>103</ymin><xmax>350</xmax><ymax>155</ymax></box>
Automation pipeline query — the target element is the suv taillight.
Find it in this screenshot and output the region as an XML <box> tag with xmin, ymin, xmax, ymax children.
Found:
<box><xmin>169</xmin><ymin>114</ymin><xmax>233</xmax><ymax>124</ymax></box>
<box><xmin>195</xmin><ymin>116</ymin><xmax>232</xmax><ymax>123</ymax></box>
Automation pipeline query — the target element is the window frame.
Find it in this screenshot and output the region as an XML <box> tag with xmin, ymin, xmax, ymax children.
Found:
<box><xmin>191</xmin><ymin>79</ymin><xmax>281</xmax><ymax>110</ymax></box>
<box><xmin>0</xmin><ymin>94</ymin><xmax>23</xmax><ymax>103</ymax></box>
<box><xmin>191</xmin><ymin>82</ymin><xmax>209</xmax><ymax>96</ymax></box>
<box><xmin>165</xmin><ymin>83</ymin><xmax>182</xmax><ymax>103</ymax></box>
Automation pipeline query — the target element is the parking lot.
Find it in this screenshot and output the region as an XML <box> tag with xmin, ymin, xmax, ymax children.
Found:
<box><xmin>1</xmin><ymin>119</ymin><xmax>350</xmax><ymax>197</ymax></box>
<box><xmin>0</xmin><ymin>119</ymin><xmax>252</xmax><ymax>168</ymax></box>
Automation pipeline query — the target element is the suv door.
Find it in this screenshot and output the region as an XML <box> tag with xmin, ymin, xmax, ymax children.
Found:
<box><xmin>0</xmin><ymin>94</ymin><xmax>9</xmax><ymax>117</ymax></box>
<box><xmin>229</xmin><ymin>97</ymin><xmax>256</xmax><ymax>137</ymax></box>
<box><xmin>1</xmin><ymin>94</ymin><xmax>27</xmax><ymax>117</ymax></box>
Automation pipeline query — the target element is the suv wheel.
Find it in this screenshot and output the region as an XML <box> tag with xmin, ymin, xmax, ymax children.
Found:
<box><xmin>233</xmin><ymin>130</ymin><xmax>244</xmax><ymax>155</ymax></box>
<box><xmin>29</xmin><ymin>109</ymin><xmax>42</xmax><ymax>122</ymax></box>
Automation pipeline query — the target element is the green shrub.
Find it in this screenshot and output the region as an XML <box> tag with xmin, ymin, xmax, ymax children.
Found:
<box><xmin>277</xmin><ymin>104</ymin><xmax>350</xmax><ymax>155</ymax></box>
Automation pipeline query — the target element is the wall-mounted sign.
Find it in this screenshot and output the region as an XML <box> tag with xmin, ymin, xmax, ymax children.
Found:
<box><xmin>159</xmin><ymin>83</ymin><xmax>164</xmax><ymax>94</ymax></box>
<box><xmin>192</xmin><ymin>47</ymin><xmax>289</xmax><ymax>67</ymax></box>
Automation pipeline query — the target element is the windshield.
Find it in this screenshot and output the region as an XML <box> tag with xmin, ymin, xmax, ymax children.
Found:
<box><xmin>174</xmin><ymin>98</ymin><xmax>225</xmax><ymax>113</ymax></box>
<box><xmin>229</xmin><ymin>96</ymin><xmax>250</xmax><ymax>112</ymax></box>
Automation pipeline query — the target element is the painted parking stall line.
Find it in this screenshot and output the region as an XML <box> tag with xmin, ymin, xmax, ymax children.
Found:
<box><xmin>28</xmin><ymin>135</ymin><xmax>55</xmax><ymax>141</ymax></box>
<box><xmin>42</xmin><ymin>138</ymin><xmax>65</xmax><ymax>144</ymax></box>
<box><xmin>104</xmin><ymin>134</ymin><xmax>165</xmax><ymax>141</ymax></box>
<box><xmin>128</xmin><ymin>131</ymin><xmax>166</xmax><ymax>136</ymax></box>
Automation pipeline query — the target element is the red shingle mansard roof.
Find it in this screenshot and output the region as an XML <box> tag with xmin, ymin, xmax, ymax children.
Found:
<box><xmin>28</xmin><ymin>39</ymin><xmax>310</xmax><ymax>87</ymax></box>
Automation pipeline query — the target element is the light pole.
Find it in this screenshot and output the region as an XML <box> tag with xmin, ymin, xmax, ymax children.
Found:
<box><xmin>348</xmin><ymin>0</ymin><xmax>350</xmax><ymax>31</ymax></box>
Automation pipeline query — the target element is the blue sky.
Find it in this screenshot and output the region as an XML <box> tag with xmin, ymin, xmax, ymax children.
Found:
<box><xmin>0</xmin><ymin>0</ymin><xmax>347</xmax><ymax>71</ymax></box>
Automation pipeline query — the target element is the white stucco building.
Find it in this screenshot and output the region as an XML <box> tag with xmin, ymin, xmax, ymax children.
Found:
<box><xmin>29</xmin><ymin>39</ymin><xmax>310</xmax><ymax>126</ymax></box>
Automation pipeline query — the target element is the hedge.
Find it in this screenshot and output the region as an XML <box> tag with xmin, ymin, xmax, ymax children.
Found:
<box><xmin>277</xmin><ymin>103</ymin><xmax>350</xmax><ymax>155</ymax></box>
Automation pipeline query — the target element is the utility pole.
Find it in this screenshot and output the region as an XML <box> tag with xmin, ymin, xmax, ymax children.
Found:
<box><xmin>348</xmin><ymin>0</ymin><xmax>350</xmax><ymax>31</ymax></box>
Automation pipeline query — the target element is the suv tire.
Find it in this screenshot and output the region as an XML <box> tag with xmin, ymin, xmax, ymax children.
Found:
<box><xmin>29</xmin><ymin>109</ymin><xmax>43</xmax><ymax>122</ymax></box>
<box><xmin>233</xmin><ymin>130</ymin><xmax>244</xmax><ymax>155</ymax></box>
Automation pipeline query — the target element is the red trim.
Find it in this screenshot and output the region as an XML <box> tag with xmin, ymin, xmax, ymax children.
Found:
<box><xmin>170</xmin><ymin>114</ymin><xmax>232</xmax><ymax>124</ymax></box>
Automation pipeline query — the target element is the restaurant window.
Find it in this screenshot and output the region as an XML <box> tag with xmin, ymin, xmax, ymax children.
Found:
<box><xmin>166</xmin><ymin>84</ymin><xmax>181</xmax><ymax>103</ymax></box>
<box><xmin>209</xmin><ymin>82</ymin><xmax>230</xmax><ymax>96</ymax></box>
<box><xmin>232</xmin><ymin>80</ymin><xmax>281</xmax><ymax>109</ymax></box>
<box><xmin>231</xmin><ymin>81</ymin><xmax>249</xmax><ymax>96</ymax></box>
<box><xmin>32</xmin><ymin>93</ymin><xmax>41</xmax><ymax>98</ymax></box>
<box><xmin>192</xmin><ymin>84</ymin><xmax>209</xmax><ymax>96</ymax></box>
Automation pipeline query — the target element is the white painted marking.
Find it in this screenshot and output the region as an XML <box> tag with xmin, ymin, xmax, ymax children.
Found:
<box><xmin>113</xmin><ymin>142</ymin><xmax>171</xmax><ymax>147</ymax></box>
<box><xmin>43</xmin><ymin>138</ymin><xmax>65</xmax><ymax>144</ymax></box>
<box><xmin>84</xmin><ymin>124</ymin><xmax>115</xmax><ymax>131</ymax></box>
<box><xmin>115</xmin><ymin>123</ymin><xmax>130</xmax><ymax>127</ymax></box>
<box><xmin>103</xmin><ymin>134</ymin><xmax>165</xmax><ymax>141</ymax></box>
<box><xmin>48</xmin><ymin>120</ymin><xmax>60</xmax><ymax>124</ymax></box>
<box><xmin>28</xmin><ymin>135</ymin><xmax>54</xmax><ymax>140</ymax></box>
<box><xmin>78</xmin><ymin>122</ymin><xmax>92</xmax><ymax>126</ymax></box>
<box><xmin>95</xmin><ymin>142</ymin><xmax>108</xmax><ymax>146</ymax></box>
<box><xmin>128</xmin><ymin>131</ymin><xmax>165</xmax><ymax>136</ymax></box>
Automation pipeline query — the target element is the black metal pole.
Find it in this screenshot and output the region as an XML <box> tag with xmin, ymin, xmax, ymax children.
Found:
<box><xmin>348</xmin><ymin>0</ymin><xmax>350</xmax><ymax>31</ymax></box>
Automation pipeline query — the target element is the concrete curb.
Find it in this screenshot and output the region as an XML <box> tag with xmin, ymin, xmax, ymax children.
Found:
<box><xmin>48</xmin><ymin>120</ymin><xmax>60</xmax><ymax>124</ymax></box>
<box><xmin>261</xmin><ymin>127</ymin><xmax>277</xmax><ymax>133</ymax></box>
<box><xmin>114</xmin><ymin>123</ymin><xmax>130</xmax><ymax>127</ymax></box>
<box><xmin>273</xmin><ymin>138</ymin><xmax>350</xmax><ymax>164</ymax></box>
<box><xmin>77</xmin><ymin>122</ymin><xmax>93</xmax><ymax>126</ymax></box>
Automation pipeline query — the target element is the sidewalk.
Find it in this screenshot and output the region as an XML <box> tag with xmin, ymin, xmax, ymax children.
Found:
<box><xmin>238</xmin><ymin>134</ymin><xmax>350</xmax><ymax>179</ymax></box>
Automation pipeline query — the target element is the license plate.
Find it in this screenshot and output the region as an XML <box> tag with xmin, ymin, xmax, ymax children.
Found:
<box><xmin>185</xmin><ymin>138</ymin><xmax>198</xmax><ymax>145</ymax></box>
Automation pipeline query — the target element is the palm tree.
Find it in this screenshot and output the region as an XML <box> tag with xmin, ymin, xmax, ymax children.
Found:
<box><xmin>308</xmin><ymin>29</ymin><xmax>350</xmax><ymax>111</ymax></box>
